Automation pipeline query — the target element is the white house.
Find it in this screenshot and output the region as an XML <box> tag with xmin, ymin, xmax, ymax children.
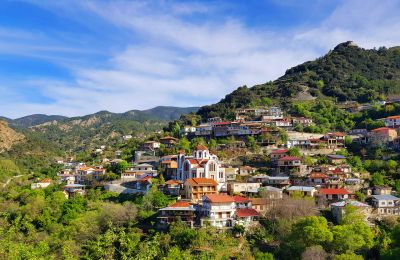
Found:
<box><xmin>384</xmin><ymin>115</ymin><xmax>400</xmax><ymax>128</ymax></box>
<box><xmin>31</xmin><ymin>179</ymin><xmax>52</xmax><ymax>189</ymax></box>
<box><xmin>287</xmin><ymin>186</ymin><xmax>317</xmax><ymax>197</ymax></box>
<box><xmin>371</xmin><ymin>195</ymin><xmax>400</xmax><ymax>215</ymax></box>
<box><xmin>201</xmin><ymin>194</ymin><xmax>236</xmax><ymax>228</ymax></box>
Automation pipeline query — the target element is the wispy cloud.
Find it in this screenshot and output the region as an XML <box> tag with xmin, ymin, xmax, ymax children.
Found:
<box><xmin>1</xmin><ymin>0</ymin><xmax>400</xmax><ymax>118</ymax></box>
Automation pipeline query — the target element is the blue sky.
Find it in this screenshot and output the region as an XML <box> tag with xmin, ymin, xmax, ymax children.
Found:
<box><xmin>1</xmin><ymin>0</ymin><xmax>400</xmax><ymax>118</ymax></box>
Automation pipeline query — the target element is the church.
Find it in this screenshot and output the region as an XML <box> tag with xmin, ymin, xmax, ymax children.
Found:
<box><xmin>176</xmin><ymin>144</ymin><xmax>226</xmax><ymax>191</ymax></box>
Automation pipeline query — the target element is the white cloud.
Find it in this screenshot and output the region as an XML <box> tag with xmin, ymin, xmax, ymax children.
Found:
<box><xmin>2</xmin><ymin>0</ymin><xmax>400</xmax><ymax>118</ymax></box>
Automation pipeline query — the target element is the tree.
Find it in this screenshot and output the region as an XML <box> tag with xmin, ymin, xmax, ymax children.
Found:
<box><xmin>178</xmin><ymin>137</ymin><xmax>191</xmax><ymax>154</ymax></box>
<box><xmin>371</xmin><ymin>172</ymin><xmax>385</xmax><ymax>186</ymax></box>
<box><xmin>286</xmin><ymin>216</ymin><xmax>333</xmax><ymax>254</ymax></box>
<box><xmin>287</xmin><ymin>147</ymin><xmax>301</xmax><ymax>157</ymax></box>
<box><xmin>333</xmin><ymin>252</ymin><xmax>363</xmax><ymax>260</ymax></box>
<box><xmin>301</xmin><ymin>245</ymin><xmax>327</xmax><ymax>260</ymax></box>
<box><xmin>330</xmin><ymin>223</ymin><xmax>373</xmax><ymax>254</ymax></box>
<box><xmin>159</xmin><ymin>173</ymin><xmax>165</xmax><ymax>185</ymax></box>
<box><xmin>115</xmin><ymin>160</ymin><xmax>129</xmax><ymax>174</ymax></box>
<box><xmin>254</xmin><ymin>251</ymin><xmax>274</xmax><ymax>260</ymax></box>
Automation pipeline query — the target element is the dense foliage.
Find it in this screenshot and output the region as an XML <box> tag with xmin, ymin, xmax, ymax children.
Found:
<box><xmin>197</xmin><ymin>42</ymin><xmax>400</xmax><ymax>120</ymax></box>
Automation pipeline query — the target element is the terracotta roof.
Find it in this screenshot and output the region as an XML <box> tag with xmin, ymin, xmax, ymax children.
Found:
<box><xmin>386</xmin><ymin>115</ymin><xmax>400</xmax><ymax>120</ymax></box>
<box><xmin>160</xmin><ymin>136</ymin><xmax>178</xmax><ymax>141</ymax></box>
<box><xmin>309</xmin><ymin>173</ymin><xmax>329</xmax><ymax>179</ymax></box>
<box><xmin>328</xmin><ymin>132</ymin><xmax>345</xmax><ymax>137</ymax></box>
<box><xmin>185</xmin><ymin>178</ymin><xmax>218</xmax><ymax>186</ymax></box>
<box><xmin>40</xmin><ymin>178</ymin><xmax>52</xmax><ymax>183</ymax></box>
<box><xmin>270</xmin><ymin>149</ymin><xmax>288</xmax><ymax>154</ymax></box>
<box><xmin>371</xmin><ymin>127</ymin><xmax>393</xmax><ymax>133</ymax></box>
<box><xmin>170</xmin><ymin>201</ymin><xmax>191</xmax><ymax>207</ymax></box>
<box><xmin>279</xmin><ymin>156</ymin><xmax>301</xmax><ymax>161</ymax></box>
<box><xmin>249</xmin><ymin>198</ymin><xmax>269</xmax><ymax>205</ymax></box>
<box><xmin>319</xmin><ymin>188</ymin><xmax>349</xmax><ymax>195</ymax></box>
<box><xmin>196</xmin><ymin>144</ymin><xmax>209</xmax><ymax>151</ymax></box>
<box><xmin>165</xmin><ymin>180</ymin><xmax>182</xmax><ymax>185</ymax></box>
<box><xmin>236</xmin><ymin>208</ymin><xmax>259</xmax><ymax>217</ymax></box>
<box><xmin>233</xmin><ymin>195</ymin><xmax>250</xmax><ymax>203</ymax></box>
<box><xmin>205</xmin><ymin>194</ymin><xmax>235</xmax><ymax>203</ymax></box>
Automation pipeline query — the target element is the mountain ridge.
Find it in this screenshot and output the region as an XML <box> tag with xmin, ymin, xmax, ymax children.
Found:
<box><xmin>197</xmin><ymin>41</ymin><xmax>400</xmax><ymax>120</ymax></box>
<box><xmin>3</xmin><ymin>106</ymin><xmax>199</xmax><ymax>129</ymax></box>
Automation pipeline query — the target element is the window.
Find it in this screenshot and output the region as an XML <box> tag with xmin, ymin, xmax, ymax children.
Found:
<box><xmin>184</xmin><ymin>162</ymin><xmax>189</xmax><ymax>171</ymax></box>
<box><xmin>209</xmin><ymin>163</ymin><xmax>216</xmax><ymax>171</ymax></box>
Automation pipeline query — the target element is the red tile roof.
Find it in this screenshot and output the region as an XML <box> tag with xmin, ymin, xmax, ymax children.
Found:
<box><xmin>205</xmin><ymin>194</ymin><xmax>235</xmax><ymax>203</ymax></box>
<box><xmin>186</xmin><ymin>178</ymin><xmax>218</xmax><ymax>186</ymax></box>
<box><xmin>165</xmin><ymin>180</ymin><xmax>182</xmax><ymax>185</ymax></box>
<box><xmin>271</xmin><ymin>149</ymin><xmax>288</xmax><ymax>154</ymax></box>
<box><xmin>279</xmin><ymin>156</ymin><xmax>301</xmax><ymax>161</ymax></box>
<box><xmin>309</xmin><ymin>173</ymin><xmax>329</xmax><ymax>179</ymax></box>
<box><xmin>319</xmin><ymin>188</ymin><xmax>349</xmax><ymax>195</ymax></box>
<box><xmin>386</xmin><ymin>115</ymin><xmax>400</xmax><ymax>120</ymax></box>
<box><xmin>196</xmin><ymin>144</ymin><xmax>209</xmax><ymax>151</ymax></box>
<box><xmin>233</xmin><ymin>195</ymin><xmax>250</xmax><ymax>203</ymax></box>
<box><xmin>371</xmin><ymin>127</ymin><xmax>393</xmax><ymax>133</ymax></box>
<box><xmin>170</xmin><ymin>201</ymin><xmax>191</xmax><ymax>208</ymax></box>
<box><xmin>236</xmin><ymin>208</ymin><xmax>259</xmax><ymax>217</ymax></box>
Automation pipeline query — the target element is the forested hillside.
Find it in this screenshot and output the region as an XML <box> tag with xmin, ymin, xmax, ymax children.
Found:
<box><xmin>198</xmin><ymin>41</ymin><xmax>400</xmax><ymax>120</ymax></box>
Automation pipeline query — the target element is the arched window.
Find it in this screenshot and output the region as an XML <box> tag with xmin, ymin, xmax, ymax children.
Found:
<box><xmin>209</xmin><ymin>163</ymin><xmax>216</xmax><ymax>171</ymax></box>
<box><xmin>184</xmin><ymin>161</ymin><xmax>189</xmax><ymax>172</ymax></box>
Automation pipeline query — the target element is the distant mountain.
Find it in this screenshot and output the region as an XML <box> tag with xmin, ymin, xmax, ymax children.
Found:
<box><xmin>197</xmin><ymin>41</ymin><xmax>400</xmax><ymax>119</ymax></box>
<box><xmin>3</xmin><ymin>106</ymin><xmax>199</xmax><ymax>129</ymax></box>
<box><xmin>11</xmin><ymin>114</ymin><xmax>69</xmax><ymax>128</ymax></box>
<box><xmin>0</xmin><ymin>120</ymin><xmax>25</xmax><ymax>153</ymax></box>
<box><xmin>20</xmin><ymin>106</ymin><xmax>199</xmax><ymax>151</ymax></box>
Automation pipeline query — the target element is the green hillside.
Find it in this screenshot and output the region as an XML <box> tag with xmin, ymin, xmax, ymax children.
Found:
<box><xmin>197</xmin><ymin>41</ymin><xmax>400</xmax><ymax>120</ymax></box>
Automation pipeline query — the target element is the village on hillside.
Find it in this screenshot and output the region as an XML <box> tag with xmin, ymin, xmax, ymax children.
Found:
<box><xmin>30</xmin><ymin>103</ymin><xmax>400</xmax><ymax>231</ymax></box>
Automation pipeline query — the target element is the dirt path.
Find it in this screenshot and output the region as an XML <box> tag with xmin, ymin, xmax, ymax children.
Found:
<box><xmin>2</xmin><ymin>175</ymin><xmax>24</xmax><ymax>188</ymax></box>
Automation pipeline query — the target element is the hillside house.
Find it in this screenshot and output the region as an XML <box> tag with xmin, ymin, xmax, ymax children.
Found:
<box><xmin>269</xmin><ymin>149</ymin><xmax>289</xmax><ymax>164</ymax></box>
<box><xmin>250</xmin><ymin>198</ymin><xmax>270</xmax><ymax>216</ymax></box>
<box><xmin>239</xmin><ymin>166</ymin><xmax>256</xmax><ymax>176</ymax></box>
<box><xmin>308</xmin><ymin>172</ymin><xmax>329</xmax><ymax>186</ymax></box>
<box><xmin>263</xmin><ymin>176</ymin><xmax>290</xmax><ymax>188</ymax></box>
<box><xmin>368</xmin><ymin>127</ymin><xmax>397</xmax><ymax>146</ymax></box>
<box><xmin>384</xmin><ymin>115</ymin><xmax>400</xmax><ymax>128</ymax></box>
<box><xmin>63</xmin><ymin>184</ymin><xmax>86</xmax><ymax>199</ymax></box>
<box><xmin>373</xmin><ymin>186</ymin><xmax>392</xmax><ymax>195</ymax></box>
<box><xmin>321</xmin><ymin>132</ymin><xmax>345</xmax><ymax>149</ymax></box>
<box><xmin>142</xmin><ymin>141</ymin><xmax>161</xmax><ymax>151</ymax></box>
<box><xmin>277</xmin><ymin>156</ymin><xmax>307</xmax><ymax>176</ymax></box>
<box><xmin>164</xmin><ymin>180</ymin><xmax>182</xmax><ymax>196</ymax></box>
<box><xmin>159</xmin><ymin>136</ymin><xmax>179</xmax><ymax>148</ymax></box>
<box><xmin>236</xmin><ymin>208</ymin><xmax>260</xmax><ymax>227</ymax></box>
<box><xmin>183</xmin><ymin>178</ymin><xmax>218</xmax><ymax>203</ymax></box>
<box><xmin>327</xmin><ymin>154</ymin><xmax>346</xmax><ymax>164</ymax></box>
<box><xmin>160</xmin><ymin>160</ymin><xmax>178</xmax><ymax>179</ymax></box>
<box><xmin>258</xmin><ymin>186</ymin><xmax>283</xmax><ymax>199</ymax></box>
<box><xmin>318</xmin><ymin>188</ymin><xmax>350</xmax><ymax>204</ymax></box>
<box><xmin>225</xmin><ymin>167</ymin><xmax>239</xmax><ymax>181</ymax></box>
<box><xmin>287</xmin><ymin>186</ymin><xmax>317</xmax><ymax>197</ymax></box>
<box><xmin>227</xmin><ymin>182</ymin><xmax>261</xmax><ymax>195</ymax></box>
<box><xmin>331</xmin><ymin>200</ymin><xmax>370</xmax><ymax>223</ymax></box>
<box><xmin>201</xmin><ymin>194</ymin><xmax>236</xmax><ymax>227</ymax></box>
<box><xmin>158</xmin><ymin>201</ymin><xmax>196</xmax><ymax>227</ymax></box>
<box><xmin>371</xmin><ymin>195</ymin><xmax>400</xmax><ymax>215</ymax></box>
<box><xmin>31</xmin><ymin>179</ymin><xmax>52</xmax><ymax>189</ymax></box>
